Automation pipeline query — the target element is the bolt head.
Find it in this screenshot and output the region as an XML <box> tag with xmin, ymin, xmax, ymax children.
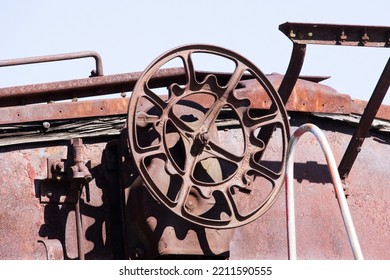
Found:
<box><xmin>42</xmin><ymin>122</ymin><xmax>51</xmax><ymax>129</ymax></box>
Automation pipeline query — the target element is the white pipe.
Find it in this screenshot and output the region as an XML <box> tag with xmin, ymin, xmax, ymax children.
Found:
<box><xmin>286</xmin><ymin>123</ymin><xmax>363</xmax><ymax>260</ymax></box>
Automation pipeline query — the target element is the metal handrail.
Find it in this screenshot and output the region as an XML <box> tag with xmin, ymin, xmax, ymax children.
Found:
<box><xmin>0</xmin><ymin>51</ymin><xmax>103</xmax><ymax>77</ymax></box>
<box><xmin>285</xmin><ymin>123</ymin><xmax>364</xmax><ymax>260</ymax></box>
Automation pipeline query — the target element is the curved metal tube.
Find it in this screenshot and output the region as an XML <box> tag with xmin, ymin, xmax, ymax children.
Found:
<box><xmin>286</xmin><ymin>123</ymin><xmax>363</xmax><ymax>260</ymax></box>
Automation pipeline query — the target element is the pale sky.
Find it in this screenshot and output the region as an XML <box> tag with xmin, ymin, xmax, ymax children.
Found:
<box><xmin>1</xmin><ymin>0</ymin><xmax>389</xmax><ymax>104</ymax></box>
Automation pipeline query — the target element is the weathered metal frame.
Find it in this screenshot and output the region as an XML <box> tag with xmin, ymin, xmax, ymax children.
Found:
<box><xmin>279</xmin><ymin>22</ymin><xmax>390</xmax><ymax>47</ymax></box>
<box><xmin>279</xmin><ymin>22</ymin><xmax>390</xmax><ymax>182</ymax></box>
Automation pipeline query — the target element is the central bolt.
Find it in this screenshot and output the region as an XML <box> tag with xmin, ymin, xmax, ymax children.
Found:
<box><xmin>196</xmin><ymin>132</ymin><xmax>210</xmax><ymax>145</ymax></box>
<box><xmin>191</xmin><ymin>131</ymin><xmax>210</xmax><ymax>156</ymax></box>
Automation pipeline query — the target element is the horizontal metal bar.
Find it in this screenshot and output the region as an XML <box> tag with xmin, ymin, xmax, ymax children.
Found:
<box><xmin>279</xmin><ymin>22</ymin><xmax>390</xmax><ymax>47</ymax></box>
<box><xmin>0</xmin><ymin>68</ymin><xmax>255</xmax><ymax>107</ymax></box>
<box><xmin>0</xmin><ymin>73</ymin><xmax>355</xmax><ymax>125</ymax></box>
<box><xmin>0</xmin><ymin>51</ymin><xmax>104</xmax><ymax>76</ymax></box>
<box><xmin>0</xmin><ymin>98</ymin><xmax>129</xmax><ymax>125</ymax></box>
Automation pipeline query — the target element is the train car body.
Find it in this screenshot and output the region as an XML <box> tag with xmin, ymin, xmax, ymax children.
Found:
<box><xmin>1</xmin><ymin>22</ymin><xmax>389</xmax><ymax>260</ymax></box>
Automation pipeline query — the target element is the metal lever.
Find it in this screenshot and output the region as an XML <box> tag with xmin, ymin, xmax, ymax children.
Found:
<box><xmin>70</xmin><ymin>138</ymin><xmax>93</xmax><ymax>260</ymax></box>
<box><xmin>285</xmin><ymin>123</ymin><xmax>364</xmax><ymax>260</ymax></box>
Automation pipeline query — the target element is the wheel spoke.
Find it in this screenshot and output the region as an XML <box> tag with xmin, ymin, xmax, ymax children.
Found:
<box><xmin>220</xmin><ymin>62</ymin><xmax>247</xmax><ymax>100</ymax></box>
<box><xmin>176</xmin><ymin>175</ymin><xmax>194</xmax><ymax>209</ymax></box>
<box><xmin>243</xmin><ymin>112</ymin><xmax>285</xmax><ymax>145</ymax></box>
<box><xmin>142</xmin><ymin>85</ymin><xmax>168</xmax><ymax>110</ymax></box>
<box><xmin>181</xmin><ymin>51</ymin><xmax>198</xmax><ymax>90</ymax></box>
<box><xmin>250</xmin><ymin>160</ymin><xmax>280</xmax><ymax>181</ymax></box>
<box><xmin>245</xmin><ymin>111</ymin><xmax>281</xmax><ymax>130</ymax></box>
<box><xmin>220</xmin><ymin>187</ymin><xmax>241</xmax><ymax>224</ymax></box>
<box><xmin>206</xmin><ymin>140</ymin><xmax>243</xmax><ymax>163</ymax></box>
<box><xmin>137</xmin><ymin>143</ymin><xmax>165</xmax><ymax>161</ymax></box>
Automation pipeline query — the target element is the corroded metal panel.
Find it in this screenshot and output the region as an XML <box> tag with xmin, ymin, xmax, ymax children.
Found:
<box><xmin>1</xmin><ymin>114</ymin><xmax>389</xmax><ymax>259</ymax></box>
<box><xmin>0</xmin><ymin>142</ymin><xmax>113</xmax><ymax>259</ymax></box>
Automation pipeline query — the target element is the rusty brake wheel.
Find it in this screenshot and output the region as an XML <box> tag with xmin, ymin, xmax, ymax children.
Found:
<box><xmin>127</xmin><ymin>44</ymin><xmax>289</xmax><ymax>229</ymax></box>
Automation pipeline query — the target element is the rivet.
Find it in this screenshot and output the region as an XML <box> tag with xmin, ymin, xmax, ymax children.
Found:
<box><xmin>42</xmin><ymin>121</ymin><xmax>51</xmax><ymax>129</ymax></box>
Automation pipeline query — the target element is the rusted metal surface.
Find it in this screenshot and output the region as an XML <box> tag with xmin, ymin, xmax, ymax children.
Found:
<box><xmin>0</xmin><ymin>51</ymin><xmax>104</xmax><ymax>77</ymax></box>
<box><xmin>0</xmin><ymin>141</ymin><xmax>112</xmax><ymax>259</ymax></box>
<box><xmin>0</xmin><ymin>74</ymin><xmax>354</xmax><ymax>126</ymax></box>
<box><xmin>1</xmin><ymin>114</ymin><xmax>390</xmax><ymax>259</ymax></box>
<box><xmin>351</xmin><ymin>99</ymin><xmax>390</xmax><ymax>120</ymax></box>
<box><xmin>0</xmin><ymin>98</ymin><xmax>129</xmax><ymax>125</ymax></box>
<box><xmin>279</xmin><ymin>22</ymin><xmax>390</xmax><ymax>47</ymax></box>
<box><xmin>240</xmin><ymin>74</ymin><xmax>352</xmax><ymax>114</ymax></box>
<box><xmin>0</xmin><ymin>70</ymin><xmax>160</xmax><ymax>106</ymax></box>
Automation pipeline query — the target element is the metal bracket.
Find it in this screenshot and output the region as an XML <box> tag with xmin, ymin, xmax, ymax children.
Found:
<box><xmin>40</xmin><ymin>138</ymin><xmax>92</xmax><ymax>204</ymax></box>
<box><xmin>279</xmin><ymin>22</ymin><xmax>390</xmax><ymax>47</ymax></box>
<box><xmin>279</xmin><ymin>22</ymin><xmax>390</xmax><ymax>184</ymax></box>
